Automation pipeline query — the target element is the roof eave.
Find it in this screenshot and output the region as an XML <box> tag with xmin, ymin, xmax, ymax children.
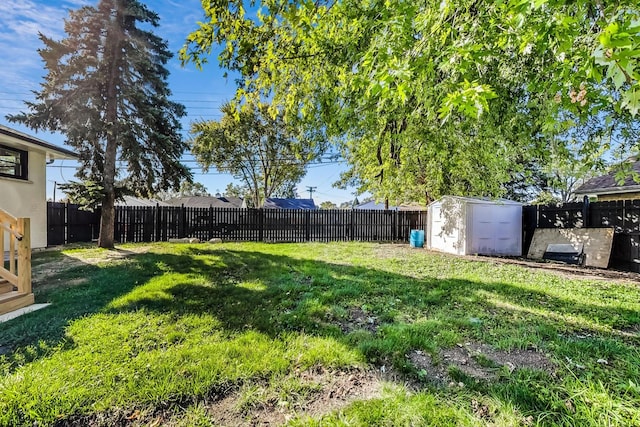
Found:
<box><xmin>0</xmin><ymin>125</ymin><xmax>78</xmax><ymax>159</ymax></box>
<box><xmin>575</xmin><ymin>186</ymin><xmax>640</xmax><ymax>196</ymax></box>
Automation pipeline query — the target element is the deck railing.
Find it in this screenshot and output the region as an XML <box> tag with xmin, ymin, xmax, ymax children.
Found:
<box><xmin>0</xmin><ymin>208</ymin><xmax>33</xmax><ymax>314</ymax></box>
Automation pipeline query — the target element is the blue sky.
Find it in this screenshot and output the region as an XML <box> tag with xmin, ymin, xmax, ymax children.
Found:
<box><xmin>0</xmin><ymin>0</ymin><xmax>357</xmax><ymax>205</ymax></box>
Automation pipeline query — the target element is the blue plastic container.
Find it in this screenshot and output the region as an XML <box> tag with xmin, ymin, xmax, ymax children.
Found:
<box><xmin>410</xmin><ymin>229</ymin><xmax>425</xmax><ymax>248</ymax></box>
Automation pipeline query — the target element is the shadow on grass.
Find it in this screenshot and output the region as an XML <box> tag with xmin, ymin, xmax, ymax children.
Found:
<box><xmin>2</xmin><ymin>244</ymin><xmax>640</xmax><ymax>423</ymax></box>
<box><xmin>111</xmin><ymin>247</ymin><xmax>640</xmax><ymax>337</ymax></box>
<box><xmin>0</xmin><ymin>250</ymin><xmax>216</xmax><ymax>370</ymax></box>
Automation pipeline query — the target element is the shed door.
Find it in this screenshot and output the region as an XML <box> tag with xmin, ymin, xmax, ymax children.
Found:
<box><xmin>469</xmin><ymin>205</ymin><xmax>521</xmax><ymax>256</ymax></box>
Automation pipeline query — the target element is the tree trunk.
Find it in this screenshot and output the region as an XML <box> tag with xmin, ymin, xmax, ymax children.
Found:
<box><xmin>98</xmin><ymin>189</ymin><xmax>116</xmax><ymax>248</ymax></box>
<box><xmin>98</xmin><ymin>1</ymin><xmax>122</xmax><ymax>249</ymax></box>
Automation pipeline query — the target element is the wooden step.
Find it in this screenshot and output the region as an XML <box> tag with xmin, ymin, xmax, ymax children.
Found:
<box><xmin>0</xmin><ymin>291</ymin><xmax>34</xmax><ymax>315</ymax></box>
<box><xmin>0</xmin><ymin>279</ymin><xmax>14</xmax><ymax>295</ymax></box>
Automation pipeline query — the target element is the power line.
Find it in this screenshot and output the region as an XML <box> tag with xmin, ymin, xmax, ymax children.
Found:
<box><xmin>46</xmin><ymin>159</ymin><xmax>346</xmax><ymax>171</ymax></box>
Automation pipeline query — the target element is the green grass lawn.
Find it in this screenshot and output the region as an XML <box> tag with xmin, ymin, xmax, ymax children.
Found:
<box><xmin>1</xmin><ymin>242</ymin><xmax>640</xmax><ymax>426</ymax></box>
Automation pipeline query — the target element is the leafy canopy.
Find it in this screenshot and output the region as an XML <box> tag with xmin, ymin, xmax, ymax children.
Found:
<box><xmin>181</xmin><ymin>0</ymin><xmax>640</xmax><ymax>204</ymax></box>
<box><xmin>190</xmin><ymin>102</ymin><xmax>325</xmax><ymax>207</ymax></box>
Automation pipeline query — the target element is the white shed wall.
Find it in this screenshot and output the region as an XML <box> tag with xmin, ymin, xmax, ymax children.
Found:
<box><xmin>427</xmin><ymin>198</ymin><xmax>467</xmax><ymax>255</ymax></box>
<box><xmin>427</xmin><ymin>197</ymin><xmax>522</xmax><ymax>256</ymax></box>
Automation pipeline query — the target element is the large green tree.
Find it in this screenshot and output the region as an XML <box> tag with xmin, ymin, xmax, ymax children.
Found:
<box><xmin>8</xmin><ymin>0</ymin><xmax>189</xmax><ymax>248</ymax></box>
<box><xmin>181</xmin><ymin>0</ymin><xmax>640</xmax><ymax>204</ymax></box>
<box><xmin>190</xmin><ymin>102</ymin><xmax>325</xmax><ymax>207</ymax></box>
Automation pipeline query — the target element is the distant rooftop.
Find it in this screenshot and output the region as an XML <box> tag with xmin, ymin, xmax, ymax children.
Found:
<box><xmin>115</xmin><ymin>196</ymin><xmax>170</xmax><ymax>207</ymax></box>
<box><xmin>575</xmin><ymin>160</ymin><xmax>640</xmax><ymax>195</ymax></box>
<box><xmin>263</xmin><ymin>198</ymin><xmax>317</xmax><ymax>210</ymax></box>
<box><xmin>354</xmin><ymin>200</ymin><xmax>428</xmax><ymax>211</ymax></box>
<box><xmin>165</xmin><ymin>196</ymin><xmax>244</xmax><ymax>208</ymax></box>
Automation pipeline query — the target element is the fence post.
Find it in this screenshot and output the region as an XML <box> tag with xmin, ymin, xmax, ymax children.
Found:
<box><xmin>64</xmin><ymin>202</ymin><xmax>69</xmax><ymax>245</ymax></box>
<box><xmin>153</xmin><ymin>204</ymin><xmax>159</xmax><ymax>242</ymax></box>
<box><xmin>350</xmin><ymin>209</ymin><xmax>355</xmax><ymax>241</ymax></box>
<box><xmin>178</xmin><ymin>204</ymin><xmax>185</xmax><ymax>238</ymax></box>
<box><xmin>259</xmin><ymin>209</ymin><xmax>264</xmax><ymax>242</ymax></box>
<box><xmin>209</xmin><ymin>206</ymin><xmax>214</xmax><ymax>241</ymax></box>
<box><xmin>393</xmin><ymin>210</ymin><xmax>398</xmax><ymax>241</ymax></box>
<box><xmin>582</xmin><ymin>195</ymin><xmax>590</xmax><ymax>228</ymax></box>
<box><xmin>305</xmin><ymin>210</ymin><xmax>311</xmax><ymax>241</ymax></box>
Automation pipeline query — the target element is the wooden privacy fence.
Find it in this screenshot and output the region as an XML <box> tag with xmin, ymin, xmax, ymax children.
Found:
<box><xmin>523</xmin><ymin>199</ymin><xmax>640</xmax><ymax>272</ymax></box>
<box><xmin>47</xmin><ymin>202</ymin><xmax>428</xmax><ymax>245</ymax></box>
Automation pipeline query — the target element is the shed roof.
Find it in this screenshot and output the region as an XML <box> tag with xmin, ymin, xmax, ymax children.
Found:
<box><xmin>0</xmin><ymin>124</ymin><xmax>77</xmax><ymax>159</ymax></box>
<box><xmin>575</xmin><ymin>160</ymin><xmax>640</xmax><ymax>195</ymax></box>
<box><xmin>263</xmin><ymin>198</ymin><xmax>317</xmax><ymax>209</ymax></box>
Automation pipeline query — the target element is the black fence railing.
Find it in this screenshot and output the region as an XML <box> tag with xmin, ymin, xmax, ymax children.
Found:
<box><xmin>48</xmin><ymin>199</ymin><xmax>640</xmax><ymax>273</ymax></box>
<box><xmin>47</xmin><ymin>203</ymin><xmax>429</xmax><ymax>246</ymax></box>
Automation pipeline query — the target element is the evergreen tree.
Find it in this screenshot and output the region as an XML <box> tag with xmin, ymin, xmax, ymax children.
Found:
<box><xmin>8</xmin><ymin>0</ymin><xmax>190</xmax><ymax>248</ymax></box>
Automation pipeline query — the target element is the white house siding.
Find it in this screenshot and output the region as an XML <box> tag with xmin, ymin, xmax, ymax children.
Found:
<box><xmin>1</xmin><ymin>151</ymin><xmax>47</xmax><ymax>248</ymax></box>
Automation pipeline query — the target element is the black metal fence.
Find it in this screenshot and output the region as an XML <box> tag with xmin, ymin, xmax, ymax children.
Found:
<box><xmin>48</xmin><ymin>199</ymin><xmax>640</xmax><ymax>273</ymax></box>
<box><xmin>523</xmin><ymin>199</ymin><xmax>640</xmax><ymax>272</ymax></box>
<box><xmin>47</xmin><ymin>202</ymin><xmax>428</xmax><ymax>245</ymax></box>
<box><xmin>47</xmin><ymin>202</ymin><xmax>100</xmax><ymax>246</ymax></box>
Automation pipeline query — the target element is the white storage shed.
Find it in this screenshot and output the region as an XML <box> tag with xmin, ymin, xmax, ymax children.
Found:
<box><xmin>426</xmin><ymin>196</ymin><xmax>523</xmax><ymax>256</ymax></box>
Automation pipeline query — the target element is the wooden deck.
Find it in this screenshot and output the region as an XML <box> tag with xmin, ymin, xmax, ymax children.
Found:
<box><xmin>0</xmin><ymin>210</ymin><xmax>32</xmax><ymax>315</ymax></box>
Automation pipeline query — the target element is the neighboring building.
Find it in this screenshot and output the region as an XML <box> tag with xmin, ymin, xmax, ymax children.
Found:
<box><xmin>115</xmin><ymin>195</ymin><xmax>170</xmax><ymax>207</ymax></box>
<box><xmin>165</xmin><ymin>196</ymin><xmax>246</xmax><ymax>208</ymax></box>
<box><xmin>0</xmin><ymin>125</ymin><xmax>77</xmax><ymax>248</ymax></box>
<box><xmin>575</xmin><ymin>160</ymin><xmax>640</xmax><ymax>201</ymax></box>
<box><xmin>354</xmin><ymin>200</ymin><xmax>427</xmax><ymax>211</ymax></box>
<box><xmin>354</xmin><ymin>200</ymin><xmax>392</xmax><ymax>210</ymax></box>
<box><xmin>262</xmin><ymin>198</ymin><xmax>317</xmax><ymax>210</ymax></box>
<box><xmin>217</xmin><ymin>196</ymin><xmax>244</xmax><ymax>208</ymax></box>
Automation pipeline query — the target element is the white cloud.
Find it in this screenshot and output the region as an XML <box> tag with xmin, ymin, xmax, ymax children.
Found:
<box><xmin>0</xmin><ymin>1</ymin><xmax>71</xmax><ymax>122</ymax></box>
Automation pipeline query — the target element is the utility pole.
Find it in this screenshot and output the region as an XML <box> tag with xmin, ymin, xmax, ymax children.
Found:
<box><xmin>49</xmin><ymin>180</ymin><xmax>57</xmax><ymax>202</ymax></box>
<box><xmin>306</xmin><ymin>186</ymin><xmax>317</xmax><ymax>199</ymax></box>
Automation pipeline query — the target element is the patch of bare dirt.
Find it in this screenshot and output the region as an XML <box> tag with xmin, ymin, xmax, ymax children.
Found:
<box><xmin>371</xmin><ymin>244</ymin><xmax>420</xmax><ymax>259</ymax></box>
<box><xmin>32</xmin><ymin>246</ymin><xmax>151</xmax><ymax>288</ymax></box>
<box><xmin>206</xmin><ymin>368</ymin><xmax>385</xmax><ymax>426</ymax></box>
<box><xmin>338</xmin><ymin>308</ymin><xmax>380</xmax><ymax>333</ymax></box>
<box><xmin>478</xmin><ymin>256</ymin><xmax>640</xmax><ymax>283</ymax></box>
<box><xmin>370</xmin><ymin>243</ymin><xmax>640</xmax><ymax>283</ymax></box>
<box><xmin>613</xmin><ymin>324</ymin><xmax>640</xmax><ymax>339</ymax></box>
<box><xmin>56</xmin><ymin>368</ymin><xmax>391</xmax><ymax>427</ymax></box>
<box><xmin>408</xmin><ymin>341</ymin><xmax>555</xmax><ymax>385</ymax></box>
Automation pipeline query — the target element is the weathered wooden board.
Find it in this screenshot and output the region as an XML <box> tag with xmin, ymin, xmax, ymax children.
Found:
<box><xmin>527</xmin><ymin>228</ymin><xmax>614</xmax><ymax>268</ymax></box>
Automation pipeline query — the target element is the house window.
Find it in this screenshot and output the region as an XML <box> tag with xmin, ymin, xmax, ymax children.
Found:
<box><xmin>0</xmin><ymin>144</ymin><xmax>28</xmax><ymax>180</ymax></box>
